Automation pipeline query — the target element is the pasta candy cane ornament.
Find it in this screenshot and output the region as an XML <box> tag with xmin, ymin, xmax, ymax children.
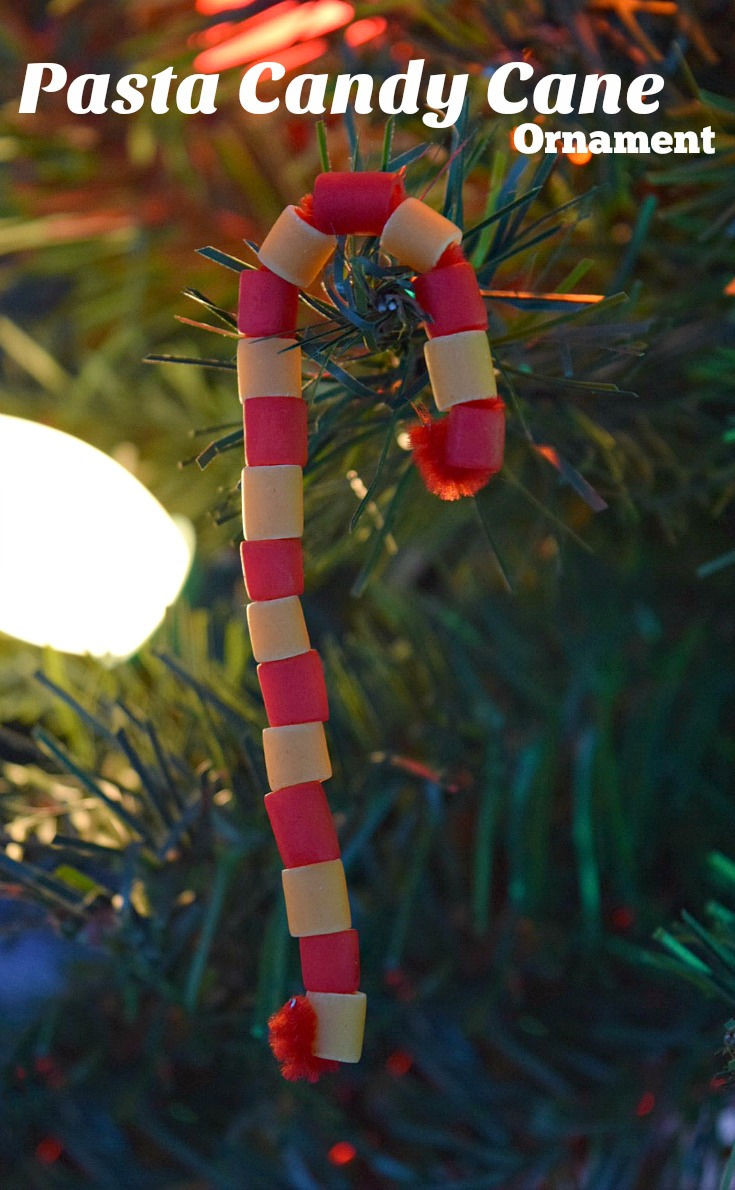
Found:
<box><xmin>237</xmin><ymin>172</ymin><xmax>505</xmax><ymax>1082</ymax></box>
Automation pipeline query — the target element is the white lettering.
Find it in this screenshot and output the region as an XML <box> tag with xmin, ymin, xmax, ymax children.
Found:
<box><xmin>588</xmin><ymin>131</ymin><xmax>612</xmax><ymax>154</ymax></box>
<box><xmin>111</xmin><ymin>73</ymin><xmax>147</xmax><ymax>115</ymax></box>
<box><xmin>533</xmin><ymin>73</ymin><xmax>575</xmax><ymax>115</ymax></box>
<box><xmin>239</xmin><ymin>61</ymin><xmax>284</xmax><ymax>114</ymax></box>
<box><xmin>578</xmin><ymin>74</ymin><xmax>622</xmax><ymax>115</ymax></box>
<box><xmin>175</xmin><ymin>73</ymin><xmax>218</xmax><ymax>115</ymax></box>
<box><xmin>627</xmin><ymin>73</ymin><xmax>664</xmax><ymax>114</ymax></box>
<box><xmin>672</xmin><ymin>130</ymin><xmax>699</xmax><ymax>153</ymax></box>
<box><xmin>487</xmin><ymin>62</ymin><xmax>534</xmax><ymax>115</ymax></box>
<box><xmin>150</xmin><ymin>67</ymin><xmax>177</xmax><ymax>114</ymax></box>
<box><xmin>284</xmin><ymin>73</ymin><xmax>327</xmax><ymax>115</ymax></box>
<box><xmin>424</xmin><ymin>72</ymin><xmax>467</xmax><ymax>129</ymax></box>
<box><xmin>613</xmin><ymin>130</ymin><xmax>648</xmax><ymax>153</ymax></box>
<box><xmin>331</xmin><ymin>73</ymin><xmax>374</xmax><ymax>115</ymax></box>
<box><xmin>512</xmin><ymin>122</ymin><xmax>543</xmax><ymax>153</ymax></box>
<box><xmin>560</xmin><ymin>130</ymin><xmax>588</xmax><ymax>154</ymax></box>
<box><xmin>67</xmin><ymin>73</ymin><xmax>109</xmax><ymax>115</ymax></box>
<box><xmin>378</xmin><ymin>57</ymin><xmax>423</xmax><ymax>116</ymax></box>
<box><xmin>18</xmin><ymin>62</ymin><xmax>67</xmax><ymax>114</ymax></box>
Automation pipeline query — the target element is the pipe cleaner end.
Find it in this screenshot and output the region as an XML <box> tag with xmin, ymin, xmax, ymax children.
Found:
<box><xmin>268</xmin><ymin>995</ymin><xmax>340</xmax><ymax>1082</ymax></box>
<box><xmin>409</xmin><ymin>414</ymin><xmax>496</xmax><ymax>501</ymax></box>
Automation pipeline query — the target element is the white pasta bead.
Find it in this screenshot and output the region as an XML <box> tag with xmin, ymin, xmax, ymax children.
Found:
<box><xmin>237</xmin><ymin>337</ymin><xmax>301</xmax><ymax>402</ymax></box>
<box><xmin>281</xmin><ymin>859</ymin><xmax>351</xmax><ymax>937</ymax></box>
<box><xmin>246</xmin><ymin>595</ymin><xmax>310</xmax><ymax>662</ymax></box>
<box><xmin>380</xmin><ymin>197</ymin><xmax>462</xmax><ymax>273</ymax></box>
<box><xmin>258</xmin><ymin>206</ymin><xmax>336</xmax><ymax>288</ymax></box>
<box><xmin>241</xmin><ymin>465</ymin><xmax>303</xmax><ymax>541</ymax></box>
<box><xmin>423</xmin><ymin>329</ymin><xmax>497</xmax><ymax>411</ymax></box>
<box><xmin>262</xmin><ymin>722</ymin><xmax>332</xmax><ymax>789</ymax></box>
<box><xmin>306</xmin><ymin>991</ymin><xmax>367</xmax><ymax>1063</ymax></box>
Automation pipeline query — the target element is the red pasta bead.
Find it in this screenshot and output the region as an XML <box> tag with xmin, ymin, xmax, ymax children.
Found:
<box><xmin>238</xmin><ymin>268</ymin><xmax>300</xmax><ymax>337</ymax></box>
<box><xmin>240</xmin><ymin>538</ymin><xmax>304</xmax><ymax>602</ymax></box>
<box><xmin>258</xmin><ymin>649</ymin><xmax>329</xmax><ymax>726</ymax></box>
<box><xmin>244</xmin><ymin>397</ymin><xmax>308</xmax><ymax>467</ymax></box>
<box><xmin>295</xmin><ymin>193</ymin><xmax>316</xmax><ymax>225</ymax></box>
<box><xmin>264</xmin><ymin>781</ymin><xmax>340</xmax><ymax>867</ymax></box>
<box><xmin>312</xmin><ymin>171</ymin><xmax>406</xmax><ymax>236</ymax></box>
<box><xmin>446</xmin><ymin>399</ymin><xmax>505</xmax><ymax>471</ymax></box>
<box><xmin>436</xmin><ymin>242</ymin><xmax>466</xmax><ymax>267</ymax></box>
<box><xmin>413</xmin><ymin>261</ymin><xmax>488</xmax><ymax>339</ymax></box>
<box><xmin>300</xmin><ymin>930</ymin><xmax>361</xmax><ymax>994</ymax></box>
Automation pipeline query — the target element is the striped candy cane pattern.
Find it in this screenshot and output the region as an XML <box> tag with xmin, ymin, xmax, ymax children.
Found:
<box><xmin>237</xmin><ymin>171</ymin><xmax>505</xmax><ymax>1082</ymax></box>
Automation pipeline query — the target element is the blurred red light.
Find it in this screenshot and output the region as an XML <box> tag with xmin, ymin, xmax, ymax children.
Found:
<box><xmin>567</xmin><ymin>148</ymin><xmax>593</xmax><ymax>166</ymax></box>
<box><xmin>534</xmin><ymin>443</ymin><xmax>562</xmax><ymax>467</ymax></box>
<box><xmin>195</xmin><ymin>0</ymin><xmax>353</xmax><ymax>73</ymax></box>
<box><xmin>635</xmin><ymin>1091</ymin><xmax>655</xmax><ymax>1117</ymax></box>
<box><xmin>191</xmin><ymin>20</ymin><xmax>238</xmax><ymax>49</ymax></box>
<box><xmin>386</xmin><ymin>1049</ymin><xmax>413</xmax><ymax>1076</ymax></box>
<box><xmin>328</xmin><ymin>1141</ymin><xmax>357</xmax><ymax>1166</ymax></box>
<box><xmin>196</xmin><ymin>0</ymin><xmax>257</xmax><ymax>11</ymax></box>
<box><xmin>344</xmin><ymin>16</ymin><xmax>387</xmax><ymax>46</ymax></box>
<box><xmin>192</xmin><ymin>2</ymin><xmax>298</xmax><ymax>49</ymax></box>
<box><xmin>35</xmin><ymin>1138</ymin><xmax>63</xmax><ymax>1165</ymax></box>
<box><xmin>391</xmin><ymin>39</ymin><xmax>415</xmax><ymax>64</ymax></box>
<box><xmin>268</xmin><ymin>37</ymin><xmax>330</xmax><ymax>73</ymax></box>
<box><xmin>610</xmin><ymin>905</ymin><xmax>635</xmax><ymax>931</ymax></box>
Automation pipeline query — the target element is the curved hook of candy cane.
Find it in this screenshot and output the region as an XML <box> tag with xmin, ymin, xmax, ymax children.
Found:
<box><xmin>236</xmin><ymin>172</ymin><xmax>505</xmax><ymax>1081</ymax></box>
<box><xmin>407</xmin><ymin>240</ymin><xmax>505</xmax><ymax>501</ymax></box>
<box><xmin>308</xmin><ymin>176</ymin><xmax>505</xmax><ymax>502</ymax></box>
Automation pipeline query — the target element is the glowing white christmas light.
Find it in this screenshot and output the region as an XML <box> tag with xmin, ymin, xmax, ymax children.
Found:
<box><xmin>0</xmin><ymin>414</ymin><xmax>194</xmax><ymax>661</ymax></box>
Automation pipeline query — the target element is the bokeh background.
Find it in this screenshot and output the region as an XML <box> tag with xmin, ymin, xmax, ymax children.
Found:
<box><xmin>1</xmin><ymin>1</ymin><xmax>734</xmax><ymax>1186</ymax></box>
